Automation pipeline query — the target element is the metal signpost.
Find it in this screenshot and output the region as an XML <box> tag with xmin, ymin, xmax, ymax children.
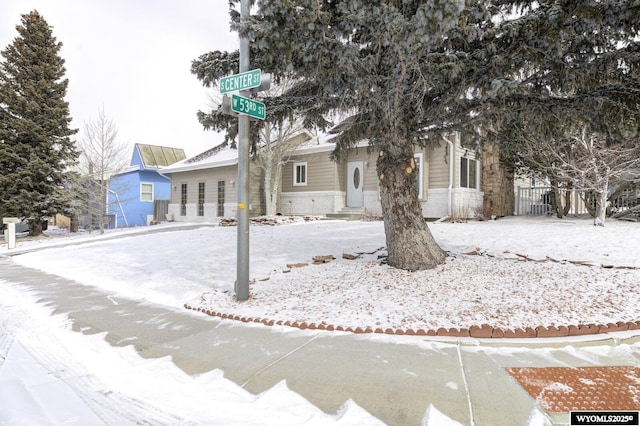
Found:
<box><xmin>220</xmin><ymin>0</ymin><xmax>269</xmax><ymax>301</ymax></box>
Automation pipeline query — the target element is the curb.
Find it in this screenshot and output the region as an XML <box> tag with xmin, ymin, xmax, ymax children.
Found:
<box><xmin>183</xmin><ymin>304</ymin><xmax>640</xmax><ymax>338</ymax></box>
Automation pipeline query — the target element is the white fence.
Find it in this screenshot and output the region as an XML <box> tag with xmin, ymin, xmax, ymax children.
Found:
<box><xmin>515</xmin><ymin>187</ymin><xmax>590</xmax><ymax>216</ymax></box>
<box><xmin>517</xmin><ymin>186</ymin><xmax>640</xmax><ymax>217</ymax></box>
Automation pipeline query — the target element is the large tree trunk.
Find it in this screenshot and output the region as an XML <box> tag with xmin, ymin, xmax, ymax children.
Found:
<box><xmin>377</xmin><ymin>138</ymin><xmax>447</xmax><ymax>270</ymax></box>
<box><xmin>481</xmin><ymin>142</ymin><xmax>514</xmax><ymax>217</ymax></box>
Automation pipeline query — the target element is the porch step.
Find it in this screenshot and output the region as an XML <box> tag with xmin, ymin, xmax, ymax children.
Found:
<box><xmin>325</xmin><ymin>207</ymin><xmax>365</xmax><ymax>221</ymax></box>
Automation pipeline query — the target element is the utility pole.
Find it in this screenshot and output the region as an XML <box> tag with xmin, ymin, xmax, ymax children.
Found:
<box><xmin>235</xmin><ymin>0</ymin><xmax>251</xmax><ymax>301</ymax></box>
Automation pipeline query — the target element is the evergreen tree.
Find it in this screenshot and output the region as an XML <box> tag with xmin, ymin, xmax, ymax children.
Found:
<box><xmin>480</xmin><ymin>2</ymin><xmax>640</xmax><ymax>223</ymax></box>
<box><xmin>0</xmin><ymin>10</ymin><xmax>78</xmax><ymax>236</ymax></box>
<box><xmin>204</xmin><ymin>1</ymin><xmax>639</xmax><ymax>269</ymax></box>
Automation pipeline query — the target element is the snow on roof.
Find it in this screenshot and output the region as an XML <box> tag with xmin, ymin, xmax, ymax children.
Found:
<box><xmin>161</xmin><ymin>144</ymin><xmax>239</xmax><ymax>173</ymax></box>
<box><xmin>162</xmin><ymin>131</ymin><xmax>339</xmax><ymax>173</ymax></box>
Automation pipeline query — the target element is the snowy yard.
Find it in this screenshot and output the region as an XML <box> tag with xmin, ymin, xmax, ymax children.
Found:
<box><xmin>7</xmin><ymin>215</ymin><xmax>640</xmax><ymax>333</ymax></box>
<box><xmin>2</xmin><ymin>215</ymin><xmax>640</xmax><ymax>425</ymax></box>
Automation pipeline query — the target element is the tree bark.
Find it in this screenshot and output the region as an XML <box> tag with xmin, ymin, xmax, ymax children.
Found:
<box><xmin>563</xmin><ymin>184</ymin><xmax>572</xmax><ymax>216</ymax></box>
<box><xmin>70</xmin><ymin>212</ymin><xmax>79</xmax><ymax>233</ymax></box>
<box><xmin>377</xmin><ymin>138</ymin><xmax>447</xmax><ymax>270</ymax></box>
<box><xmin>481</xmin><ymin>142</ymin><xmax>514</xmax><ymax>217</ymax></box>
<box><xmin>264</xmin><ymin>159</ymin><xmax>275</xmax><ymax>216</ymax></box>
<box><xmin>594</xmin><ymin>179</ymin><xmax>609</xmax><ymax>226</ymax></box>
<box><xmin>550</xmin><ymin>178</ymin><xmax>564</xmax><ymax>218</ymax></box>
<box><xmin>271</xmin><ymin>161</ymin><xmax>283</xmax><ymax>215</ymax></box>
<box><xmin>28</xmin><ymin>218</ymin><xmax>42</xmax><ymax>237</ymax></box>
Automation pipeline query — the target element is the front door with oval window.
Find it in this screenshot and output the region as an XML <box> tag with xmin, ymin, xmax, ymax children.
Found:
<box><xmin>347</xmin><ymin>161</ymin><xmax>364</xmax><ymax>208</ymax></box>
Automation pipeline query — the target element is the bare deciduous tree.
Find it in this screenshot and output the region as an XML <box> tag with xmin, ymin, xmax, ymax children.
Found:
<box><xmin>75</xmin><ymin>108</ymin><xmax>129</xmax><ymax>233</ymax></box>
<box><xmin>255</xmin><ymin>121</ymin><xmax>311</xmax><ymax>216</ymax></box>
<box><xmin>204</xmin><ymin>77</ymin><xmax>311</xmax><ymax>217</ymax></box>
<box><xmin>553</xmin><ymin>128</ymin><xmax>640</xmax><ymax>226</ymax></box>
<box><xmin>253</xmin><ymin>78</ymin><xmax>311</xmax><ymax>216</ymax></box>
<box><xmin>521</xmin><ymin>125</ymin><xmax>640</xmax><ymax>226</ymax></box>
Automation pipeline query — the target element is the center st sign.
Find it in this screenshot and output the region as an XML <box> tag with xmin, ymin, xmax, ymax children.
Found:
<box><xmin>219</xmin><ymin>69</ymin><xmax>261</xmax><ymax>93</ymax></box>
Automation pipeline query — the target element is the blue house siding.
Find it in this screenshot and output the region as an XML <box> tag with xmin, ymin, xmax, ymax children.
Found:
<box><xmin>107</xmin><ymin>144</ymin><xmax>185</xmax><ymax>227</ymax></box>
<box><xmin>108</xmin><ymin>171</ymin><xmax>170</xmax><ymax>227</ymax></box>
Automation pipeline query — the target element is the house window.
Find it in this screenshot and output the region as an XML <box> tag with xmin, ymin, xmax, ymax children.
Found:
<box><xmin>180</xmin><ymin>183</ymin><xmax>187</xmax><ymax>216</ymax></box>
<box><xmin>293</xmin><ymin>162</ymin><xmax>307</xmax><ymax>186</ymax></box>
<box><xmin>414</xmin><ymin>153</ymin><xmax>424</xmax><ymax>199</ymax></box>
<box><xmin>217</xmin><ymin>181</ymin><xmax>225</xmax><ymax>217</ymax></box>
<box><xmin>460</xmin><ymin>157</ymin><xmax>478</xmax><ymax>189</ymax></box>
<box><xmin>140</xmin><ymin>183</ymin><xmax>154</xmax><ymax>202</ymax></box>
<box><xmin>198</xmin><ymin>182</ymin><xmax>205</xmax><ymax>216</ymax></box>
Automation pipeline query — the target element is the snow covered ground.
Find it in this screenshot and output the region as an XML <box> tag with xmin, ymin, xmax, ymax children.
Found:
<box><xmin>7</xmin><ymin>215</ymin><xmax>640</xmax><ymax>332</ymax></box>
<box><xmin>1</xmin><ymin>215</ymin><xmax>639</xmax><ymax>425</ymax></box>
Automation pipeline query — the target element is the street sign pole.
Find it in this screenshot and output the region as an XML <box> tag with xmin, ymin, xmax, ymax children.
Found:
<box><xmin>235</xmin><ymin>0</ymin><xmax>250</xmax><ymax>301</ymax></box>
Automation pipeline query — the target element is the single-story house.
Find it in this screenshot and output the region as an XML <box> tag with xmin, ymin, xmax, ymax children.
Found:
<box><xmin>108</xmin><ymin>143</ymin><xmax>186</xmax><ymax>227</ymax></box>
<box><xmin>161</xmin><ymin>133</ymin><xmax>483</xmax><ymax>221</ymax></box>
<box><xmin>160</xmin><ymin>145</ymin><xmax>255</xmax><ymax>222</ymax></box>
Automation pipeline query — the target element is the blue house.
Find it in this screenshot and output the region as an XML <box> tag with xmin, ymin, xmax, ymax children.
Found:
<box><xmin>108</xmin><ymin>144</ymin><xmax>186</xmax><ymax>227</ymax></box>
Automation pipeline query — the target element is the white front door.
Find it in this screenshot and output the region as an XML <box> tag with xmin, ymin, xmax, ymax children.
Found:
<box><xmin>347</xmin><ymin>161</ymin><xmax>364</xmax><ymax>208</ymax></box>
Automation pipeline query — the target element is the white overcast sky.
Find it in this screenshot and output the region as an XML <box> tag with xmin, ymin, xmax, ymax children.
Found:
<box><xmin>0</xmin><ymin>1</ymin><xmax>239</xmax><ymax>158</ymax></box>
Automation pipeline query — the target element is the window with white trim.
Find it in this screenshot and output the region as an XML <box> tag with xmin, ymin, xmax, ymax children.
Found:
<box><xmin>460</xmin><ymin>157</ymin><xmax>478</xmax><ymax>189</ymax></box>
<box><xmin>140</xmin><ymin>183</ymin><xmax>154</xmax><ymax>202</ymax></box>
<box><xmin>293</xmin><ymin>162</ymin><xmax>307</xmax><ymax>186</ymax></box>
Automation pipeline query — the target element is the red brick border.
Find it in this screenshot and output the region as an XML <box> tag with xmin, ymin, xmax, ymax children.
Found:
<box><xmin>183</xmin><ymin>304</ymin><xmax>640</xmax><ymax>339</ymax></box>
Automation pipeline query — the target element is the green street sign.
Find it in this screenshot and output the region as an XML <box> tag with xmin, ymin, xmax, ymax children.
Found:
<box><xmin>231</xmin><ymin>94</ymin><xmax>266</xmax><ymax>120</ymax></box>
<box><xmin>219</xmin><ymin>69</ymin><xmax>261</xmax><ymax>93</ymax></box>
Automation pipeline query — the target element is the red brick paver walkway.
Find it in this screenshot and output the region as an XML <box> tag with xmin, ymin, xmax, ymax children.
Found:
<box><xmin>507</xmin><ymin>366</ymin><xmax>640</xmax><ymax>412</ymax></box>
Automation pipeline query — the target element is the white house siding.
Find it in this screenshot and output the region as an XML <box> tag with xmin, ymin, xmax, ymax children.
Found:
<box><xmin>422</xmin><ymin>189</ymin><xmax>450</xmax><ymax>218</ymax></box>
<box><xmin>279</xmin><ymin>191</ymin><xmax>345</xmax><ymax>215</ymax></box>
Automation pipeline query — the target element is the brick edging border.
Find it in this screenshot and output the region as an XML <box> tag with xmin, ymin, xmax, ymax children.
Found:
<box><xmin>183</xmin><ymin>304</ymin><xmax>640</xmax><ymax>338</ymax></box>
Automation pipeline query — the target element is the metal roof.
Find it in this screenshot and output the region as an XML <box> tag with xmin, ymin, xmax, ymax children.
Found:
<box><xmin>136</xmin><ymin>144</ymin><xmax>186</xmax><ymax>168</ymax></box>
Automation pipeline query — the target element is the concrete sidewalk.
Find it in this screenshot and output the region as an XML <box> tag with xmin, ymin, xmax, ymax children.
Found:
<box><xmin>1</xmin><ymin>258</ymin><xmax>639</xmax><ymax>425</ymax></box>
